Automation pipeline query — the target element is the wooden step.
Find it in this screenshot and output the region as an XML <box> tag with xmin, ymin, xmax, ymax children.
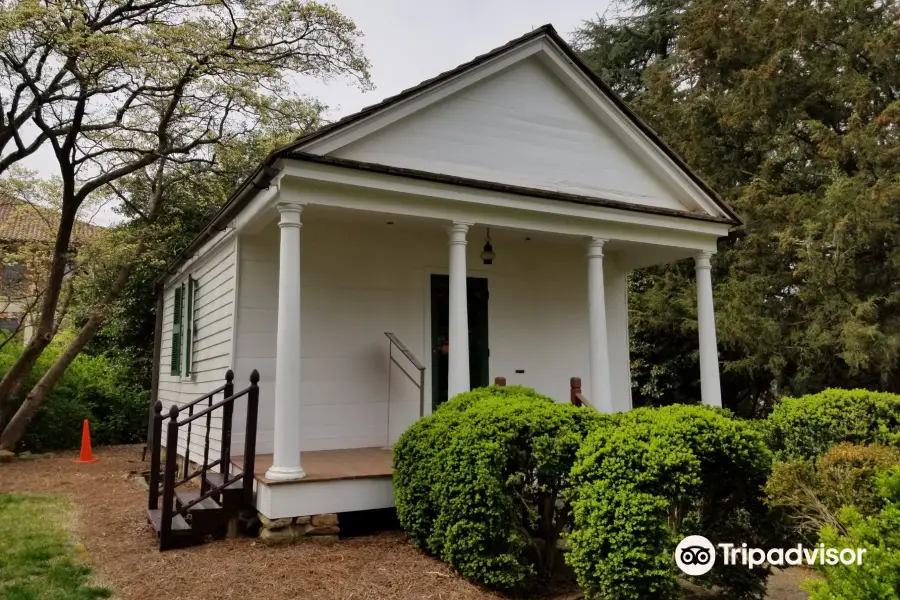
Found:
<box><xmin>175</xmin><ymin>489</ymin><xmax>220</xmax><ymax>511</ymax></box>
<box><xmin>204</xmin><ymin>473</ymin><xmax>245</xmax><ymax>511</ymax></box>
<box><xmin>147</xmin><ymin>508</ymin><xmax>190</xmax><ymax>533</ymax></box>
<box><xmin>205</xmin><ymin>473</ymin><xmax>243</xmax><ymax>490</ymax></box>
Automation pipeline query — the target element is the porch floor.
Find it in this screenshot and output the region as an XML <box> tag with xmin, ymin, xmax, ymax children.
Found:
<box><xmin>233</xmin><ymin>447</ymin><xmax>393</xmax><ymax>485</ymax></box>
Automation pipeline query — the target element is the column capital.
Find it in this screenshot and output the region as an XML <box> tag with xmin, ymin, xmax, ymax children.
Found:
<box><xmin>277</xmin><ymin>202</ymin><xmax>304</xmax><ymax>228</ymax></box>
<box><xmin>447</xmin><ymin>221</ymin><xmax>472</xmax><ymax>245</ymax></box>
<box><xmin>587</xmin><ymin>237</ymin><xmax>608</xmax><ymax>258</ymax></box>
<box><xmin>695</xmin><ymin>250</ymin><xmax>715</xmax><ymax>270</ymax></box>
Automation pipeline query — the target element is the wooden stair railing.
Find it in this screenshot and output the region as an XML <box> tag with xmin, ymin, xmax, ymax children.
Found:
<box><xmin>569</xmin><ymin>377</ymin><xmax>594</xmax><ymax>409</ymax></box>
<box><xmin>147</xmin><ymin>369</ymin><xmax>260</xmax><ymax>551</ymax></box>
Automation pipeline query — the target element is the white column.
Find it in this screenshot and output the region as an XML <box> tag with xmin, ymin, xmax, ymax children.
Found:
<box><xmin>447</xmin><ymin>222</ymin><xmax>471</xmax><ymax>397</ymax></box>
<box><xmin>266</xmin><ymin>202</ymin><xmax>306</xmax><ymax>481</ymax></box>
<box><xmin>587</xmin><ymin>238</ymin><xmax>613</xmax><ymax>412</ymax></box>
<box><xmin>604</xmin><ymin>264</ymin><xmax>632</xmax><ymax>412</ymax></box>
<box><xmin>695</xmin><ymin>251</ymin><xmax>723</xmax><ymax>408</ymax></box>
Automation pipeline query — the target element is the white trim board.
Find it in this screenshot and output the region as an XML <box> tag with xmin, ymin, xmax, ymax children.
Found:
<box><xmin>272</xmin><ymin>164</ymin><xmax>728</xmax><ymax>250</ymax></box>
<box><xmin>255</xmin><ymin>477</ymin><xmax>395</xmax><ymax>519</ymax></box>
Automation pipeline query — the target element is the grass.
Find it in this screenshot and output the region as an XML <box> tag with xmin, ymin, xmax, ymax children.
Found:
<box><xmin>0</xmin><ymin>493</ymin><xmax>111</xmax><ymax>600</ymax></box>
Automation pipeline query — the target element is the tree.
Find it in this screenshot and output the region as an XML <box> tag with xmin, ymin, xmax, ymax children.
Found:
<box><xmin>0</xmin><ymin>0</ymin><xmax>370</xmax><ymax>449</ymax></box>
<box><xmin>575</xmin><ymin>0</ymin><xmax>900</xmax><ymax>414</ymax></box>
<box><xmin>86</xmin><ymin>125</ymin><xmax>310</xmax><ymax>389</ymax></box>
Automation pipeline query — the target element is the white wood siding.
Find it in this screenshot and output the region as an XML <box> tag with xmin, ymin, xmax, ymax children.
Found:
<box><xmin>158</xmin><ymin>238</ymin><xmax>237</xmax><ymax>462</ymax></box>
<box><xmin>330</xmin><ymin>57</ymin><xmax>688</xmax><ymax>213</ymax></box>
<box><xmin>234</xmin><ymin>218</ymin><xmax>623</xmax><ymax>455</ymax></box>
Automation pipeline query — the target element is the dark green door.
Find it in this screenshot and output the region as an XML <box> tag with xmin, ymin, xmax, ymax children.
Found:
<box><xmin>430</xmin><ymin>274</ymin><xmax>489</xmax><ymax>410</ymax></box>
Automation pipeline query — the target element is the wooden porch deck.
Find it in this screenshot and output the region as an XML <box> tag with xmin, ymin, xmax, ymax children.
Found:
<box><xmin>233</xmin><ymin>447</ymin><xmax>393</xmax><ymax>485</ymax></box>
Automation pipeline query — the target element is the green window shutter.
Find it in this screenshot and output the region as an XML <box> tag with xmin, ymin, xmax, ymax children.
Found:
<box><xmin>170</xmin><ymin>284</ymin><xmax>183</xmax><ymax>376</ymax></box>
<box><xmin>185</xmin><ymin>276</ymin><xmax>196</xmax><ymax>376</ymax></box>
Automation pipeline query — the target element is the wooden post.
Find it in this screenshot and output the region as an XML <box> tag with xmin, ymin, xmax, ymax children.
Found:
<box><xmin>220</xmin><ymin>369</ymin><xmax>235</xmax><ymax>487</ymax></box>
<box><xmin>148</xmin><ymin>401</ymin><xmax>163</xmax><ymax>510</ymax></box>
<box><xmin>570</xmin><ymin>377</ymin><xmax>583</xmax><ymax>407</ymax></box>
<box><xmin>160</xmin><ymin>405</ymin><xmax>180</xmax><ymax>551</ymax></box>
<box><xmin>494</xmin><ymin>376</ymin><xmax>506</xmax><ymax>386</ymax></box>
<box><xmin>242</xmin><ymin>370</ymin><xmax>260</xmax><ymax>506</ymax></box>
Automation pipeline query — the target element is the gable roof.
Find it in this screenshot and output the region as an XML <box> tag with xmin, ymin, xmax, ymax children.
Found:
<box><xmin>159</xmin><ymin>24</ymin><xmax>740</xmax><ymax>284</ymax></box>
<box><xmin>276</xmin><ymin>24</ymin><xmax>740</xmax><ymax>224</ymax></box>
<box><xmin>0</xmin><ymin>197</ymin><xmax>100</xmax><ymax>246</ymax></box>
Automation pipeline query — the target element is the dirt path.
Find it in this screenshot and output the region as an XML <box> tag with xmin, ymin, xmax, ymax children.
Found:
<box><xmin>0</xmin><ymin>445</ymin><xmax>816</xmax><ymax>600</ymax></box>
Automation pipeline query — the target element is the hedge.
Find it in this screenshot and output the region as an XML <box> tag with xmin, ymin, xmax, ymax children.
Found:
<box><xmin>0</xmin><ymin>337</ymin><xmax>148</xmax><ymax>452</ymax></box>
<box><xmin>567</xmin><ymin>405</ymin><xmax>775</xmax><ymax>600</ymax></box>
<box><xmin>764</xmin><ymin>389</ymin><xmax>900</xmax><ymax>461</ymax></box>
<box><xmin>805</xmin><ymin>468</ymin><xmax>900</xmax><ymax>600</ymax></box>
<box><xmin>393</xmin><ymin>385</ymin><xmax>604</xmax><ymax>591</ymax></box>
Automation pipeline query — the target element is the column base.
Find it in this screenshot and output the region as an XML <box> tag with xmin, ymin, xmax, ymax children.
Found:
<box><xmin>264</xmin><ymin>465</ymin><xmax>307</xmax><ymax>481</ymax></box>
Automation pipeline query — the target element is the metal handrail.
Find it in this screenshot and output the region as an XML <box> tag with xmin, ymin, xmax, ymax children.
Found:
<box><xmin>177</xmin><ymin>386</ymin><xmax>251</xmax><ymax>426</ymax></box>
<box><xmin>161</xmin><ymin>381</ymin><xmax>230</xmax><ymax>420</ymax></box>
<box><xmin>156</xmin><ymin>459</ymin><xmax>223</xmax><ymax>495</ymax></box>
<box><xmin>385</xmin><ymin>332</ymin><xmax>426</xmax><ymax>419</ymax></box>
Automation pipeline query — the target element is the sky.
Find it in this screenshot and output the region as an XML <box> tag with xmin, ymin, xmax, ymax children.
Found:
<box><xmin>18</xmin><ymin>0</ymin><xmax>612</xmax><ymax>224</ymax></box>
<box><xmin>299</xmin><ymin>0</ymin><xmax>610</xmax><ymax>119</ymax></box>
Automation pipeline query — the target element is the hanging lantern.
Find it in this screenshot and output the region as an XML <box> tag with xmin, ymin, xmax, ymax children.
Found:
<box><xmin>481</xmin><ymin>228</ymin><xmax>495</xmax><ymax>265</ymax></box>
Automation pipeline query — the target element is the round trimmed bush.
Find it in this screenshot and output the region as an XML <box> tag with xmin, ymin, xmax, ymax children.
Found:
<box><xmin>435</xmin><ymin>383</ymin><xmax>555</xmax><ymax>414</ymax></box>
<box><xmin>567</xmin><ymin>405</ymin><xmax>774</xmax><ymax>600</ymax></box>
<box><xmin>393</xmin><ymin>384</ymin><xmax>605</xmax><ymax>590</ymax></box>
<box><xmin>764</xmin><ymin>389</ymin><xmax>900</xmax><ymax>461</ymax></box>
<box><xmin>765</xmin><ymin>443</ymin><xmax>900</xmax><ymax>543</ymax></box>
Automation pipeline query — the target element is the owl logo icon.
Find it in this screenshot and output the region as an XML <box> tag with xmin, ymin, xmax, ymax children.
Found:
<box><xmin>675</xmin><ymin>535</ymin><xmax>716</xmax><ymax>576</ymax></box>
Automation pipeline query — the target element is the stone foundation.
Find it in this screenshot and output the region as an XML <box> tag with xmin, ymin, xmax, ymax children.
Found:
<box><xmin>259</xmin><ymin>513</ymin><xmax>339</xmax><ymax>546</ymax></box>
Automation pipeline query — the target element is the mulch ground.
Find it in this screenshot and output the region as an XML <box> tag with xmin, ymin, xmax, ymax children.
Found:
<box><xmin>0</xmin><ymin>445</ymin><xmax>502</xmax><ymax>600</ymax></box>
<box><xmin>0</xmin><ymin>444</ymin><xmax>816</xmax><ymax>600</ymax></box>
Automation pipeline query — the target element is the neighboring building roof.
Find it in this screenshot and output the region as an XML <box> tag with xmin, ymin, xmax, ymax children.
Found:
<box><xmin>0</xmin><ymin>197</ymin><xmax>101</xmax><ymax>246</ymax></box>
<box><xmin>159</xmin><ymin>23</ymin><xmax>741</xmax><ymax>284</ymax></box>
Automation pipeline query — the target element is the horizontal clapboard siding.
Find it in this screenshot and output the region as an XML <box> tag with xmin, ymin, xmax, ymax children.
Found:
<box><xmin>233</xmin><ymin>217</ymin><xmax>595</xmax><ymax>456</ymax></box>
<box><xmin>158</xmin><ymin>238</ymin><xmax>237</xmax><ymax>462</ymax></box>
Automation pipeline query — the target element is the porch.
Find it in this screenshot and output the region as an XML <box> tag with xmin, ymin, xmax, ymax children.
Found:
<box><xmin>230</xmin><ymin>186</ymin><xmax>726</xmax><ymax>497</ymax></box>
<box><xmin>235</xmin><ymin>447</ymin><xmax>393</xmax><ymax>484</ymax></box>
<box><xmin>234</xmin><ymin>447</ymin><xmax>394</xmax><ymax>519</ymax></box>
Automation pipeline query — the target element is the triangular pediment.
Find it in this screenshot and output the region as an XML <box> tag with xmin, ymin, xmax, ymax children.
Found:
<box><xmin>291</xmin><ymin>29</ymin><xmax>735</xmax><ymax>222</ymax></box>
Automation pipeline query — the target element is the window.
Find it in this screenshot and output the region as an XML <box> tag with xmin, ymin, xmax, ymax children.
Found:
<box><xmin>0</xmin><ymin>317</ymin><xmax>18</xmax><ymax>333</ymax></box>
<box><xmin>169</xmin><ymin>276</ymin><xmax>197</xmax><ymax>377</ymax></box>
<box><xmin>3</xmin><ymin>263</ymin><xmax>24</xmax><ymax>284</ymax></box>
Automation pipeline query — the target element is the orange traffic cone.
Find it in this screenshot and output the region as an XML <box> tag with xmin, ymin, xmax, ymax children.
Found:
<box><xmin>73</xmin><ymin>420</ymin><xmax>98</xmax><ymax>463</ymax></box>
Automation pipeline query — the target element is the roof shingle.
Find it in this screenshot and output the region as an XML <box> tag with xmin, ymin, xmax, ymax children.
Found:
<box><xmin>0</xmin><ymin>197</ymin><xmax>101</xmax><ymax>246</ymax></box>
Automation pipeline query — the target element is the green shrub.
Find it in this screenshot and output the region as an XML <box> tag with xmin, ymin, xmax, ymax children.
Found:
<box><xmin>567</xmin><ymin>405</ymin><xmax>774</xmax><ymax>600</ymax></box>
<box><xmin>0</xmin><ymin>336</ymin><xmax>148</xmax><ymax>452</ymax></box>
<box><xmin>393</xmin><ymin>385</ymin><xmax>604</xmax><ymax>591</ymax></box>
<box><xmin>435</xmin><ymin>383</ymin><xmax>555</xmax><ymax>413</ymax></box>
<box><xmin>804</xmin><ymin>468</ymin><xmax>900</xmax><ymax>600</ymax></box>
<box><xmin>766</xmin><ymin>443</ymin><xmax>900</xmax><ymax>543</ymax></box>
<box><xmin>764</xmin><ymin>389</ymin><xmax>900</xmax><ymax>461</ymax></box>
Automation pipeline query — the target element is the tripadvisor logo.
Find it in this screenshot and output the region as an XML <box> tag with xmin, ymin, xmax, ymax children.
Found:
<box><xmin>675</xmin><ymin>536</ymin><xmax>717</xmax><ymax>576</ymax></box>
<box><xmin>675</xmin><ymin>536</ymin><xmax>867</xmax><ymax>575</ymax></box>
